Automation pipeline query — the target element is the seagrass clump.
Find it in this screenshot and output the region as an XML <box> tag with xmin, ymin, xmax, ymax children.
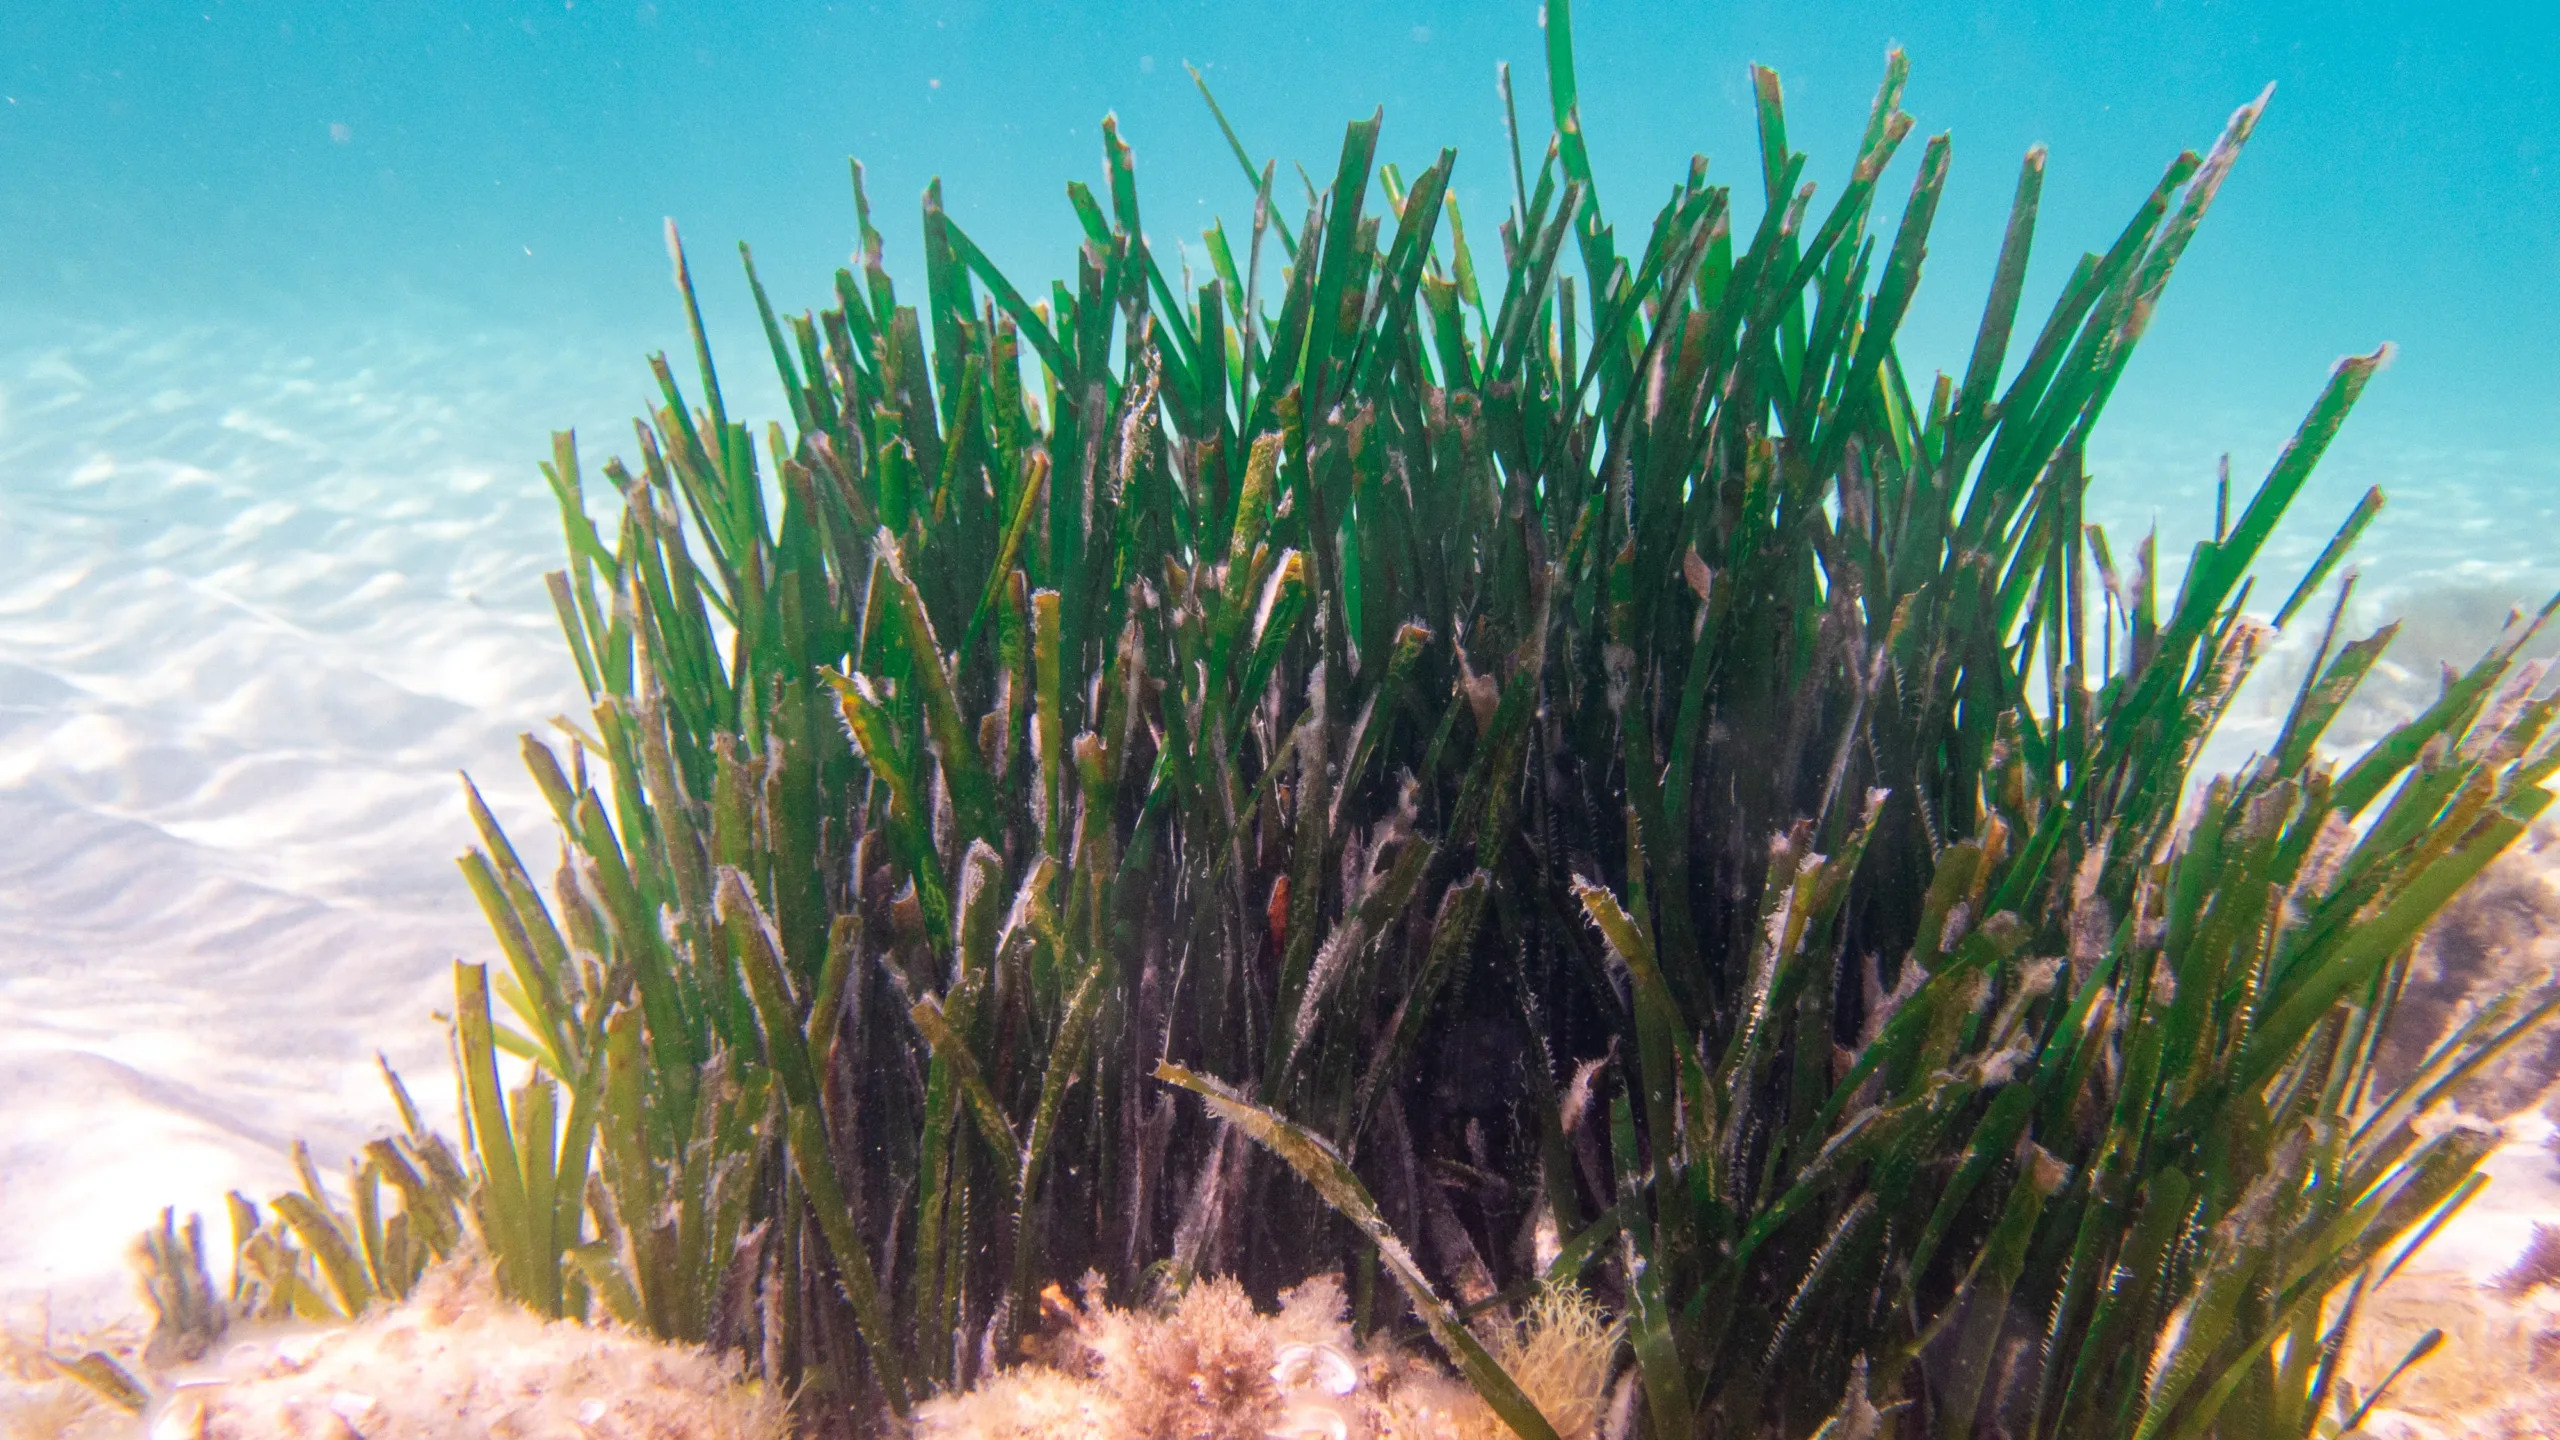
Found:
<box><xmin>115</xmin><ymin>1</ymin><xmax>2560</xmax><ymax>1436</ymax></box>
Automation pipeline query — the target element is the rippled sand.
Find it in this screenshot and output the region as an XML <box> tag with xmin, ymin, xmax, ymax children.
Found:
<box><xmin>0</xmin><ymin>319</ymin><xmax>616</xmax><ymax>1323</ymax></box>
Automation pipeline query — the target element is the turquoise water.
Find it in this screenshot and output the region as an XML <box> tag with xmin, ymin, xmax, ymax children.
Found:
<box><xmin>0</xmin><ymin>0</ymin><xmax>2555</xmax><ymax>1318</ymax></box>
<box><xmin>8</xmin><ymin>2</ymin><xmax>2555</xmax><ymax>610</ymax></box>
<box><xmin>9</xmin><ymin>2</ymin><xmax>2554</xmax><ymax>447</ymax></box>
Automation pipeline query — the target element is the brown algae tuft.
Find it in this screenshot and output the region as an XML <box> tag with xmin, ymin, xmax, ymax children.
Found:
<box><xmin>917</xmin><ymin>1276</ymin><xmax>1619</xmax><ymax>1440</ymax></box>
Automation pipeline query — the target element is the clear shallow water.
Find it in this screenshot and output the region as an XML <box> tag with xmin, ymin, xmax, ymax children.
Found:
<box><xmin>0</xmin><ymin>1</ymin><xmax>2553</xmax><ymax>1320</ymax></box>
<box><xmin>7</xmin><ymin>2</ymin><xmax>2553</xmax><ymax>428</ymax></box>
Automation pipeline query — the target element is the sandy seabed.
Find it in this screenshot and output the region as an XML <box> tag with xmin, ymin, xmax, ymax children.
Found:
<box><xmin>0</xmin><ymin>316</ymin><xmax>2557</xmax><ymax>1389</ymax></box>
<box><xmin>0</xmin><ymin>317</ymin><xmax>627</xmax><ymax>1326</ymax></box>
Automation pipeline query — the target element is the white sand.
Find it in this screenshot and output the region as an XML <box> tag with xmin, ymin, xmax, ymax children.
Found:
<box><xmin>0</xmin><ymin>317</ymin><xmax>2552</xmax><ymax>1340</ymax></box>
<box><xmin>2394</xmin><ymin>1113</ymin><xmax>2560</xmax><ymax>1285</ymax></box>
<box><xmin>0</xmin><ymin>318</ymin><xmax>626</xmax><ymax>1326</ymax></box>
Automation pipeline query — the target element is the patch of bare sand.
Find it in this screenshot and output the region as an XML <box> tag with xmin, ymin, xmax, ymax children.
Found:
<box><xmin>2343</xmin><ymin>817</ymin><xmax>2560</xmax><ymax>1437</ymax></box>
<box><xmin>2337</xmin><ymin>1269</ymin><xmax>2560</xmax><ymax>1439</ymax></box>
<box><xmin>0</xmin><ymin>1303</ymin><xmax>141</xmax><ymax>1440</ymax></box>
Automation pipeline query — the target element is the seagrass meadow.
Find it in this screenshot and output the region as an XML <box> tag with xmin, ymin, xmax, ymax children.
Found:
<box><xmin>103</xmin><ymin>2</ymin><xmax>2560</xmax><ymax>1436</ymax></box>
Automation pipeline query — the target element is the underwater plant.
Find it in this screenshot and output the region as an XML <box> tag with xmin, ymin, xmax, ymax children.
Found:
<box><xmin>109</xmin><ymin>2</ymin><xmax>2560</xmax><ymax>1437</ymax></box>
